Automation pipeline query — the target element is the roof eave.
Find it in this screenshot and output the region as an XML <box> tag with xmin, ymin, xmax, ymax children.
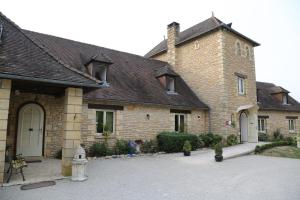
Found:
<box><xmin>0</xmin><ymin>73</ymin><xmax>101</xmax><ymax>88</ymax></box>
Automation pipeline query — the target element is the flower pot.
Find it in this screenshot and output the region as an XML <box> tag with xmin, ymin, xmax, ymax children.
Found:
<box><xmin>183</xmin><ymin>151</ymin><xmax>191</xmax><ymax>156</ymax></box>
<box><xmin>215</xmin><ymin>155</ymin><xmax>223</xmax><ymax>162</ymax></box>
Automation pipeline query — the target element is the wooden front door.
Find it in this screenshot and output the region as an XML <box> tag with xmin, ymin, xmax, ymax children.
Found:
<box><xmin>17</xmin><ymin>103</ymin><xmax>44</xmax><ymax>156</ymax></box>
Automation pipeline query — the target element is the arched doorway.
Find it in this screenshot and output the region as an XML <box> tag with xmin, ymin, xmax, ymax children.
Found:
<box><xmin>16</xmin><ymin>103</ymin><xmax>44</xmax><ymax>157</ymax></box>
<box><xmin>240</xmin><ymin>112</ymin><xmax>248</xmax><ymax>143</ymax></box>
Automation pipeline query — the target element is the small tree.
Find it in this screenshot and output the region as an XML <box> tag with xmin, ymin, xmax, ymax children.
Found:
<box><xmin>102</xmin><ymin>123</ymin><xmax>112</xmax><ymax>145</ymax></box>
<box><xmin>214</xmin><ymin>143</ymin><xmax>223</xmax><ymax>156</ymax></box>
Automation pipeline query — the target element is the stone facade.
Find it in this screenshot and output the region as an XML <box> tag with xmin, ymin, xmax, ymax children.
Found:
<box><xmin>6</xmin><ymin>92</ymin><xmax>64</xmax><ymax>158</ymax></box>
<box><xmin>0</xmin><ymin>79</ymin><xmax>11</xmax><ymax>183</ymax></box>
<box><xmin>258</xmin><ymin>110</ymin><xmax>300</xmax><ymax>137</ymax></box>
<box><xmin>81</xmin><ymin>101</ymin><xmax>208</xmax><ymax>148</ymax></box>
<box><xmin>152</xmin><ymin>28</ymin><xmax>258</xmax><ymax>141</ymax></box>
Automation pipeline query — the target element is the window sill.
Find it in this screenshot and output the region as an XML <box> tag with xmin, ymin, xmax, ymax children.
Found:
<box><xmin>95</xmin><ymin>133</ymin><xmax>116</xmax><ymax>139</ymax></box>
<box><xmin>238</xmin><ymin>93</ymin><xmax>246</xmax><ymax>96</ymax></box>
<box><xmin>167</xmin><ymin>91</ymin><xmax>178</xmax><ymax>95</ymax></box>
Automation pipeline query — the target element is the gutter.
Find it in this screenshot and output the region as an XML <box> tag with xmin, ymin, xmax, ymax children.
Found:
<box><xmin>0</xmin><ymin>73</ymin><xmax>100</xmax><ymax>88</ymax></box>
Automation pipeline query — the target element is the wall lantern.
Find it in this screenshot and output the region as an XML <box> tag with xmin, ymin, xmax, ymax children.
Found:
<box><xmin>146</xmin><ymin>114</ymin><xmax>150</xmax><ymax>120</ymax></box>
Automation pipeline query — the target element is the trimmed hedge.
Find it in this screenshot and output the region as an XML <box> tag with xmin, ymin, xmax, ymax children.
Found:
<box><xmin>199</xmin><ymin>133</ymin><xmax>222</xmax><ymax>147</ymax></box>
<box><xmin>258</xmin><ymin>132</ymin><xmax>269</xmax><ymax>142</ymax></box>
<box><xmin>226</xmin><ymin>134</ymin><xmax>238</xmax><ymax>146</ymax></box>
<box><xmin>157</xmin><ymin>132</ymin><xmax>199</xmax><ymax>153</ymax></box>
<box><xmin>254</xmin><ymin>141</ymin><xmax>292</xmax><ymax>154</ymax></box>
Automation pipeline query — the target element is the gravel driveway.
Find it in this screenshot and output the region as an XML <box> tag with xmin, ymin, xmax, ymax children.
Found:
<box><xmin>1</xmin><ymin>154</ymin><xmax>300</xmax><ymax>200</ymax></box>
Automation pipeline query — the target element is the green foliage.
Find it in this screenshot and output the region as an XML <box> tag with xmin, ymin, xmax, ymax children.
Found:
<box><xmin>283</xmin><ymin>136</ymin><xmax>297</xmax><ymax>146</ymax></box>
<box><xmin>183</xmin><ymin>140</ymin><xmax>192</xmax><ymax>152</ymax></box>
<box><xmin>226</xmin><ymin>134</ymin><xmax>238</xmax><ymax>146</ymax></box>
<box><xmin>273</xmin><ymin>129</ymin><xmax>283</xmax><ymax>141</ymax></box>
<box><xmin>214</xmin><ymin>143</ymin><xmax>223</xmax><ymax>156</ymax></box>
<box><xmin>114</xmin><ymin>139</ymin><xmax>129</xmax><ymax>155</ymax></box>
<box><xmin>255</xmin><ymin>141</ymin><xmax>292</xmax><ymax>154</ymax></box>
<box><xmin>199</xmin><ymin>133</ymin><xmax>223</xmax><ymax>147</ymax></box>
<box><xmin>140</xmin><ymin>140</ymin><xmax>158</xmax><ymax>153</ymax></box>
<box><xmin>157</xmin><ymin>132</ymin><xmax>199</xmax><ymax>153</ymax></box>
<box><xmin>54</xmin><ymin>148</ymin><xmax>62</xmax><ymax>159</ymax></box>
<box><xmin>89</xmin><ymin>142</ymin><xmax>112</xmax><ymax>157</ymax></box>
<box><xmin>258</xmin><ymin>132</ymin><xmax>269</xmax><ymax>142</ymax></box>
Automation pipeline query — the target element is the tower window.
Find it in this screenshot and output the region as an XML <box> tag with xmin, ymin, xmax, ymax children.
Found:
<box><xmin>238</xmin><ymin>77</ymin><xmax>245</xmax><ymax>95</ymax></box>
<box><xmin>245</xmin><ymin>46</ymin><xmax>250</xmax><ymax>58</ymax></box>
<box><xmin>236</xmin><ymin>41</ymin><xmax>241</xmax><ymax>56</ymax></box>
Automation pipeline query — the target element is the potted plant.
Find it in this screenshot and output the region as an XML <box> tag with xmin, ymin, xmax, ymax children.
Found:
<box><xmin>214</xmin><ymin>143</ymin><xmax>223</xmax><ymax>162</ymax></box>
<box><xmin>183</xmin><ymin>140</ymin><xmax>192</xmax><ymax>156</ymax></box>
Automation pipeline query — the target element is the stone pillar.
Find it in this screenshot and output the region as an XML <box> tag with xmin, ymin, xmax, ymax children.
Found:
<box><xmin>62</xmin><ymin>88</ymin><xmax>83</xmax><ymax>176</ymax></box>
<box><xmin>248</xmin><ymin>107</ymin><xmax>258</xmax><ymax>143</ymax></box>
<box><xmin>0</xmin><ymin>79</ymin><xmax>11</xmax><ymax>183</ymax></box>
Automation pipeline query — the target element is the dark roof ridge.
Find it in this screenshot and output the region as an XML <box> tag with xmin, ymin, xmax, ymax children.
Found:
<box><xmin>23</xmin><ymin>29</ymin><xmax>169</xmax><ymax>66</ymax></box>
<box><xmin>0</xmin><ymin>12</ymin><xmax>99</xmax><ymax>85</ymax></box>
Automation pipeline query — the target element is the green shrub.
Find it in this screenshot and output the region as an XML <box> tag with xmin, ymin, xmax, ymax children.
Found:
<box><xmin>273</xmin><ymin>129</ymin><xmax>283</xmax><ymax>141</ymax></box>
<box><xmin>183</xmin><ymin>140</ymin><xmax>192</xmax><ymax>152</ymax></box>
<box><xmin>199</xmin><ymin>133</ymin><xmax>222</xmax><ymax>147</ymax></box>
<box><xmin>214</xmin><ymin>143</ymin><xmax>223</xmax><ymax>156</ymax></box>
<box><xmin>54</xmin><ymin>148</ymin><xmax>62</xmax><ymax>159</ymax></box>
<box><xmin>283</xmin><ymin>136</ymin><xmax>297</xmax><ymax>146</ymax></box>
<box><xmin>226</xmin><ymin>134</ymin><xmax>238</xmax><ymax>146</ymax></box>
<box><xmin>89</xmin><ymin>142</ymin><xmax>111</xmax><ymax>157</ymax></box>
<box><xmin>157</xmin><ymin>132</ymin><xmax>199</xmax><ymax>153</ymax></box>
<box><xmin>114</xmin><ymin>139</ymin><xmax>128</xmax><ymax>155</ymax></box>
<box><xmin>258</xmin><ymin>132</ymin><xmax>269</xmax><ymax>141</ymax></box>
<box><xmin>255</xmin><ymin>141</ymin><xmax>291</xmax><ymax>154</ymax></box>
<box><xmin>140</xmin><ymin>140</ymin><xmax>158</xmax><ymax>153</ymax></box>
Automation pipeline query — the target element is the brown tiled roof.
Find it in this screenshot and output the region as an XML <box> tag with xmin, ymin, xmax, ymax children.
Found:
<box><xmin>257</xmin><ymin>82</ymin><xmax>300</xmax><ymax>112</ymax></box>
<box><xmin>22</xmin><ymin>30</ymin><xmax>208</xmax><ymax>110</ymax></box>
<box><xmin>0</xmin><ymin>12</ymin><xmax>99</xmax><ymax>87</ymax></box>
<box><xmin>145</xmin><ymin>16</ymin><xmax>260</xmax><ymax>58</ymax></box>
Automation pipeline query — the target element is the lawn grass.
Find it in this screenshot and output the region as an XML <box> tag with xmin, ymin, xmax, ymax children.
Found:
<box><xmin>260</xmin><ymin>146</ymin><xmax>300</xmax><ymax>159</ymax></box>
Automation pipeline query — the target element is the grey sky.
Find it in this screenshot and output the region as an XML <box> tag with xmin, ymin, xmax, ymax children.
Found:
<box><xmin>2</xmin><ymin>0</ymin><xmax>300</xmax><ymax>100</ymax></box>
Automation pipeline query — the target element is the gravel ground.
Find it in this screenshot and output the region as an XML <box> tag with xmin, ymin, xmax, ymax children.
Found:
<box><xmin>1</xmin><ymin>154</ymin><xmax>300</xmax><ymax>200</ymax></box>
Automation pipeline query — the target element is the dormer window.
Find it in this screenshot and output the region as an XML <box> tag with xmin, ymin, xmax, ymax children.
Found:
<box><xmin>166</xmin><ymin>76</ymin><xmax>175</xmax><ymax>93</ymax></box>
<box><xmin>85</xmin><ymin>54</ymin><xmax>112</xmax><ymax>86</ymax></box>
<box><xmin>283</xmin><ymin>94</ymin><xmax>288</xmax><ymax>105</ymax></box>
<box><xmin>155</xmin><ymin>64</ymin><xmax>179</xmax><ymax>95</ymax></box>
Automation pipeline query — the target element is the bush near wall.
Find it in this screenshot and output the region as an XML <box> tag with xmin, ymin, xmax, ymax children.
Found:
<box><xmin>226</xmin><ymin>134</ymin><xmax>238</xmax><ymax>146</ymax></box>
<box><xmin>157</xmin><ymin>132</ymin><xmax>199</xmax><ymax>153</ymax></box>
<box><xmin>258</xmin><ymin>132</ymin><xmax>269</xmax><ymax>142</ymax></box>
<box><xmin>198</xmin><ymin>133</ymin><xmax>222</xmax><ymax>147</ymax></box>
<box><xmin>255</xmin><ymin>141</ymin><xmax>293</xmax><ymax>154</ymax></box>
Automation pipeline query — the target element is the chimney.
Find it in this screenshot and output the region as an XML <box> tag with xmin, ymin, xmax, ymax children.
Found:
<box><xmin>167</xmin><ymin>22</ymin><xmax>180</xmax><ymax>68</ymax></box>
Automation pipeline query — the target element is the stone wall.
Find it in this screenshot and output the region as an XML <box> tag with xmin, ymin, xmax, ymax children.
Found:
<box><xmin>258</xmin><ymin>110</ymin><xmax>300</xmax><ymax>137</ymax></box>
<box><xmin>152</xmin><ymin>29</ymin><xmax>258</xmax><ymax>138</ymax></box>
<box><xmin>7</xmin><ymin>92</ymin><xmax>64</xmax><ymax>158</ymax></box>
<box><xmin>81</xmin><ymin>101</ymin><xmax>208</xmax><ymax>147</ymax></box>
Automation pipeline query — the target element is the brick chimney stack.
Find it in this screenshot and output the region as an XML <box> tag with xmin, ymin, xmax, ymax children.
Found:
<box><xmin>167</xmin><ymin>22</ymin><xmax>180</xmax><ymax>68</ymax></box>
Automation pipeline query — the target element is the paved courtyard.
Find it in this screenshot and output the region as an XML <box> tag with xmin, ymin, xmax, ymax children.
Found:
<box><xmin>1</xmin><ymin>152</ymin><xmax>300</xmax><ymax>200</ymax></box>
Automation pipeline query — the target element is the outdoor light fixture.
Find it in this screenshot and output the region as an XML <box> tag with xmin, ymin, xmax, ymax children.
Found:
<box><xmin>146</xmin><ymin>114</ymin><xmax>150</xmax><ymax>120</ymax></box>
<box><xmin>15</xmin><ymin>90</ymin><xmax>20</xmax><ymax>95</ymax></box>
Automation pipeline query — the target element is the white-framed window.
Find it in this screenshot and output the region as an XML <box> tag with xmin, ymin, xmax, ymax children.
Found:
<box><xmin>238</xmin><ymin>77</ymin><xmax>245</xmax><ymax>95</ymax></box>
<box><xmin>258</xmin><ymin>118</ymin><xmax>266</xmax><ymax>133</ymax></box>
<box><xmin>236</xmin><ymin>41</ymin><xmax>241</xmax><ymax>56</ymax></box>
<box><xmin>166</xmin><ymin>76</ymin><xmax>176</xmax><ymax>94</ymax></box>
<box><xmin>288</xmin><ymin>119</ymin><xmax>296</xmax><ymax>132</ymax></box>
<box><xmin>96</xmin><ymin>110</ymin><xmax>115</xmax><ymax>134</ymax></box>
<box><xmin>282</xmin><ymin>94</ymin><xmax>288</xmax><ymax>105</ymax></box>
<box><xmin>175</xmin><ymin>114</ymin><xmax>185</xmax><ymax>132</ymax></box>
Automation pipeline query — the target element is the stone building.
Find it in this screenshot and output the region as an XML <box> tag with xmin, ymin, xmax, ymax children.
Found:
<box><xmin>0</xmin><ymin>12</ymin><xmax>299</xmax><ymax>183</ymax></box>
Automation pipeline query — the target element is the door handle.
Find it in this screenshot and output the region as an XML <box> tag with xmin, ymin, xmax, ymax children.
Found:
<box><xmin>29</xmin><ymin>128</ymin><xmax>33</xmax><ymax>131</ymax></box>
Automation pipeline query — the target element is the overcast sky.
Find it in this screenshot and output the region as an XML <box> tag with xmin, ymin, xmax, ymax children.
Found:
<box><xmin>2</xmin><ymin>0</ymin><xmax>300</xmax><ymax>100</ymax></box>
